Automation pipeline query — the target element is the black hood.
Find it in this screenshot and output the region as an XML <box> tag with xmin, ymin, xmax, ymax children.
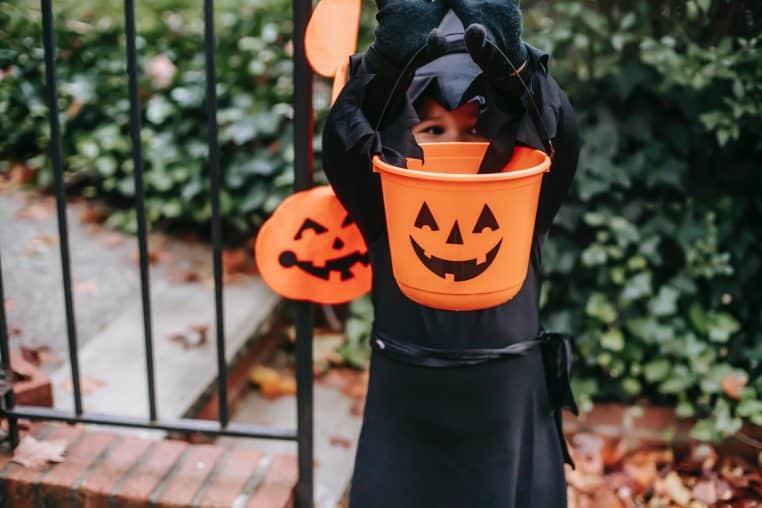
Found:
<box><xmin>406</xmin><ymin>11</ymin><xmax>484</xmax><ymax>111</ymax></box>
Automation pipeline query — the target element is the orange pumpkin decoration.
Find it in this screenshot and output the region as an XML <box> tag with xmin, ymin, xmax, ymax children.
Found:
<box><xmin>255</xmin><ymin>185</ymin><xmax>371</xmax><ymax>304</ymax></box>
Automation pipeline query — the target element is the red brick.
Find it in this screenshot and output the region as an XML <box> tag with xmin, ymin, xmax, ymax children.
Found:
<box><xmin>247</xmin><ymin>455</ymin><xmax>298</xmax><ymax>508</ymax></box>
<box><xmin>10</xmin><ymin>351</ymin><xmax>53</xmax><ymax>407</ymax></box>
<box><xmin>76</xmin><ymin>435</ymin><xmax>152</xmax><ymax>508</ymax></box>
<box><xmin>155</xmin><ymin>444</ymin><xmax>225</xmax><ymax>507</ymax></box>
<box><xmin>39</xmin><ymin>431</ymin><xmax>117</xmax><ymax>507</ymax></box>
<box><xmin>3</xmin><ymin>423</ymin><xmax>83</xmax><ymax>508</ymax></box>
<box><xmin>111</xmin><ymin>439</ymin><xmax>187</xmax><ymax>508</ymax></box>
<box><xmin>198</xmin><ymin>448</ymin><xmax>264</xmax><ymax>508</ymax></box>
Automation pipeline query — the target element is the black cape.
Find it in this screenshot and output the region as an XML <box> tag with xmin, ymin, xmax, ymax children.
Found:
<box><xmin>323</xmin><ymin>35</ymin><xmax>580</xmax><ymax>508</ymax></box>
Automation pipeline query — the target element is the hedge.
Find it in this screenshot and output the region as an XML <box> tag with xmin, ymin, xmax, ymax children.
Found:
<box><xmin>1</xmin><ymin>0</ymin><xmax>760</xmax><ymax>441</ymax></box>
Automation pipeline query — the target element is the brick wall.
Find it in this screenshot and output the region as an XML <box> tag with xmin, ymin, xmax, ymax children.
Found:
<box><xmin>0</xmin><ymin>423</ymin><xmax>297</xmax><ymax>508</ymax></box>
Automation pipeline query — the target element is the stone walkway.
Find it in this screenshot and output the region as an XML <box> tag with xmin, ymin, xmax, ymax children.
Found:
<box><xmin>0</xmin><ymin>188</ymin><xmax>278</xmax><ymax>422</ymax></box>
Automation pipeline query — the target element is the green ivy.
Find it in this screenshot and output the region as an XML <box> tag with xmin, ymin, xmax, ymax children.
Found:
<box><xmin>0</xmin><ymin>0</ymin><xmax>319</xmax><ymax>237</ymax></box>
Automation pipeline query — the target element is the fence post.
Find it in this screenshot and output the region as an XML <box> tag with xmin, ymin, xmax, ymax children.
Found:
<box><xmin>292</xmin><ymin>0</ymin><xmax>315</xmax><ymax>504</ymax></box>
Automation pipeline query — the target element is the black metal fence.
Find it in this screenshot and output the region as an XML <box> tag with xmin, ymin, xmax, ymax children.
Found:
<box><xmin>0</xmin><ymin>0</ymin><xmax>315</xmax><ymax>506</ymax></box>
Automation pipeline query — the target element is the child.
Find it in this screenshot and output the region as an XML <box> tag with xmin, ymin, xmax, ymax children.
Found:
<box><xmin>323</xmin><ymin>1</ymin><xmax>580</xmax><ymax>506</ymax></box>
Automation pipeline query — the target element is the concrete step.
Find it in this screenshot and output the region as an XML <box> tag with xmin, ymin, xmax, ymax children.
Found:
<box><xmin>50</xmin><ymin>276</ymin><xmax>279</xmax><ymax>429</ymax></box>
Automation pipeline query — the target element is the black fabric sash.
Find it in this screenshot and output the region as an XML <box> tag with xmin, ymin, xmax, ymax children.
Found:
<box><xmin>371</xmin><ymin>329</ymin><xmax>579</xmax><ymax>467</ymax></box>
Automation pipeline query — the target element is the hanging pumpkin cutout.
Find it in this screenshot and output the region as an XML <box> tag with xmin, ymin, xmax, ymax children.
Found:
<box><xmin>304</xmin><ymin>0</ymin><xmax>361</xmax><ymax>104</ymax></box>
<box><xmin>255</xmin><ymin>186</ymin><xmax>371</xmax><ymax>304</ymax></box>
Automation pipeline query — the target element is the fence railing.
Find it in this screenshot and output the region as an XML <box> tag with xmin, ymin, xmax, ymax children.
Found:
<box><xmin>0</xmin><ymin>1</ymin><xmax>315</xmax><ymax>506</ymax></box>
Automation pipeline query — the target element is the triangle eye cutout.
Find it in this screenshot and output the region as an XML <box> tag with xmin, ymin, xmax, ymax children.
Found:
<box><xmin>414</xmin><ymin>202</ymin><xmax>439</xmax><ymax>231</ymax></box>
<box><xmin>341</xmin><ymin>214</ymin><xmax>355</xmax><ymax>228</ymax></box>
<box><xmin>294</xmin><ymin>218</ymin><xmax>328</xmax><ymax>240</ymax></box>
<box><xmin>472</xmin><ymin>204</ymin><xmax>499</xmax><ymax>233</ymax></box>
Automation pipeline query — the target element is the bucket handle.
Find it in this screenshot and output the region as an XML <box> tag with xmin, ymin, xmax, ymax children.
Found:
<box><xmin>373</xmin><ymin>39</ymin><xmax>556</xmax><ymax>160</ymax></box>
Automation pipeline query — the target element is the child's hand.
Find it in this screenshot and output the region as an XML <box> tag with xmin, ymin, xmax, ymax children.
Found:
<box><xmin>361</xmin><ymin>0</ymin><xmax>448</xmax><ymax>128</ymax></box>
<box><xmin>447</xmin><ymin>0</ymin><xmax>528</xmax><ymax>90</ymax></box>
<box><xmin>369</xmin><ymin>0</ymin><xmax>449</xmax><ymax>72</ymax></box>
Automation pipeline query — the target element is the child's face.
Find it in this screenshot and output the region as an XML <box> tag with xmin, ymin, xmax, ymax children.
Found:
<box><xmin>411</xmin><ymin>98</ymin><xmax>488</xmax><ymax>144</ymax></box>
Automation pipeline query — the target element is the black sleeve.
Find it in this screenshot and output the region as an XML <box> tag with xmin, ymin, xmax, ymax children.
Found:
<box><xmin>322</xmin><ymin>74</ymin><xmax>387</xmax><ymax>244</ymax></box>
<box><xmin>534</xmin><ymin>91</ymin><xmax>580</xmax><ymax>237</ymax></box>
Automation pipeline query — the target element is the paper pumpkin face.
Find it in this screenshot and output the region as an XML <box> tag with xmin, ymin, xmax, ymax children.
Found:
<box><xmin>255</xmin><ymin>186</ymin><xmax>371</xmax><ymax>304</ymax></box>
<box><xmin>410</xmin><ymin>201</ymin><xmax>503</xmax><ymax>282</ymax></box>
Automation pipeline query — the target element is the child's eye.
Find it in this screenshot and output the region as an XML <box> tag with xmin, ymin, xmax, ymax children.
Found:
<box><xmin>424</xmin><ymin>125</ymin><xmax>445</xmax><ymax>135</ymax></box>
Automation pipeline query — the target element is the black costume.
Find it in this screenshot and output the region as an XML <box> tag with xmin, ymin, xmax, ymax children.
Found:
<box><xmin>323</xmin><ymin>13</ymin><xmax>581</xmax><ymax>507</ymax></box>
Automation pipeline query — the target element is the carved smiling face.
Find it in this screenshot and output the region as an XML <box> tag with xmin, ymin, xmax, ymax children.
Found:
<box><xmin>278</xmin><ymin>213</ymin><xmax>369</xmax><ymax>281</ymax></box>
<box><xmin>409</xmin><ymin>201</ymin><xmax>503</xmax><ymax>282</ymax></box>
<box><xmin>255</xmin><ymin>186</ymin><xmax>371</xmax><ymax>304</ymax></box>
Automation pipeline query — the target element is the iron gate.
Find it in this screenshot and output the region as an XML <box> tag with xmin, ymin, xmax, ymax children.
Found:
<box><xmin>0</xmin><ymin>0</ymin><xmax>316</xmax><ymax>506</ymax></box>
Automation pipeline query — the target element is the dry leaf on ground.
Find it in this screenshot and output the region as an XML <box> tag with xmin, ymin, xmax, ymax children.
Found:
<box><xmin>167</xmin><ymin>324</ymin><xmax>209</xmax><ymax>349</ymax></box>
<box><xmin>249</xmin><ymin>365</ymin><xmax>297</xmax><ymax>399</ymax></box>
<box><xmin>17</xmin><ymin>202</ymin><xmax>54</xmax><ymax>221</ymax></box>
<box><xmin>61</xmin><ymin>375</ymin><xmax>105</xmax><ymax>395</ymax></box>
<box><xmin>20</xmin><ymin>345</ymin><xmax>58</xmax><ymax>366</ymax></box>
<box><xmin>99</xmin><ymin>233</ymin><xmax>125</xmax><ymax>249</ymax></box>
<box><xmin>73</xmin><ymin>280</ymin><xmax>99</xmax><ymax>295</ymax></box>
<box><xmin>80</xmin><ymin>204</ymin><xmax>107</xmax><ymax>225</ymax></box>
<box><xmin>11</xmin><ymin>435</ymin><xmax>67</xmax><ymax>468</ymax></box>
<box><xmin>25</xmin><ymin>234</ymin><xmax>58</xmax><ymax>255</ymax></box>
<box><xmin>329</xmin><ymin>436</ymin><xmax>352</xmax><ymax>448</ymax></box>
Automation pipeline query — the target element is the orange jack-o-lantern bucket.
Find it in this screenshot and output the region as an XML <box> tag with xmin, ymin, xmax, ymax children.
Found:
<box><xmin>372</xmin><ymin>143</ymin><xmax>550</xmax><ymax>311</ymax></box>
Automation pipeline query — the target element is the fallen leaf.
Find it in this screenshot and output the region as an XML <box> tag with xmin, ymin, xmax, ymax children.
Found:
<box><xmin>80</xmin><ymin>204</ymin><xmax>106</xmax><ymax>224</ymax></box>
<box><xmin>248</xmin><ymin>365</ymin><xmax>297</xmax><ymax>399</ymax></box>
<box><xmin>722</xmin><ymin>373</ymin><xmax>748</xmax><ymax>399</ymax></box>
<box><xmin>168</xmin><ymin>324</ymin><xmax>208</xmax><ymax>349</ymax></box>
<box><xmin>222</xmin><ymin>248</ymin><xmax>256</xmax><ymax>275</ymax></box>
<box><xmin>350</xmin><ymin>398</ymin><xmax>365</xmax><ymax>416</ymax></box>
<box><xmin>131</xmin><ymin>248</ymin><xmax>170</xmax><ymax>265</ymax></box>
<box><xmin>99</xmin><ymin>233</ymin><xmax>125</xmax><ymax>248</ymax></box>
<box><xmin>61</xmin><ymin>375</ymin><xmax>105</xmax><ymax>395</ymax></box>
<box><xmin>20</xmin><ymin>345</ymin><xmax>57</xmax><ymax>366</ymax></box>
<box><xmin>623</xmin><ymin>450</ymin><xmax>660</xmax><ymax>492</ymax></box>
<box><xmin>570</xmin><ymin>433</ymin><xmax>606</xmax><ymax>476</ymax></box>
<box><xmin>11</xmin><ymin>435</ymin><xmax>67</xmax><ymax>468</ymax></box>
<box><xmin>73</xmin><ymin>280</ymin><xmax>99</xmax><ymax>295</ymax></box>
<box><xmin>166</xmin><ymin>268</ymin><xmax>200</xmax><ymax>284</ymax></box>
<box><xmin>25</xmin><ymin>234</ymin><xmax>58</xmax><ymax>255</ymax></box>
<box><xmin>17</xmin><ymin>202</ymin><xmax>54</xmax><ymax>221</ymax></box>
<box><xmin>8</xmin><ymin>164</ymin><xmax>38</xmax><ymax>185</ymax></box>
<box><xmin>656</xmin><ymin>471</ymin><xmax>692</xmax><ymax>506</ymax></box>
<box><xmin>329</xmin><ymin>436</ymin><xmax>351</xmax><ymax>448</ymax></box>
<box><xmin>692</xmin><ymin>480</ymin><xmax>718</xmax><ymax>505</ymax></box>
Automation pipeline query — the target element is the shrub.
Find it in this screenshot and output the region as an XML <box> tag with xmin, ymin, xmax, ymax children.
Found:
<box><xmin>0</xmin><ymin>0</ymin><xmax>312</xmax><ymax>236</ymax></box>
<box><xmin>526</xmin><ymin>0</ymin><xmax>762</xmax><ymax>440</ymax></box>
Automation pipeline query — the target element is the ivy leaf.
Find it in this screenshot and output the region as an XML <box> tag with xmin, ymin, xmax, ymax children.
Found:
<box><xmin>600</xmin><ymin>328</ymin><xmax>625</xmax><ymax>351</ymax></box>
<box><xmin>586</xmin><ymin>293</ymin><xmax>617</xmax><ymax>324</ymax></box>
<box><xmin>620</xmin><ymin>272</ymin><xmax>652</xmax><ymax>303</ymax></box>
<box><xmin>648</xmin><ymin>286</ymin><xmax>679</xmax><ymax>316</ymax></box>
<box><xmin>644</xmin><ymin>359</ymin><xmax>671</xmax><ymax>382</ymax></box>
<box><xmin>706</xmin><ymin>312</ymin><xmax>740</xmax><ymax>343</ymax></box>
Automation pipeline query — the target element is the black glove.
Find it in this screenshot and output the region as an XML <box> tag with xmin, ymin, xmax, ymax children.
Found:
<box><xmin>447</xmin><ymin>0</ymin><xmax>528</xmax><ymax>95</ymax></box>
<box><xmin>362</xmin><ymin>0</ymin><xmax>449</xmax><ymax>127</ymax></box>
